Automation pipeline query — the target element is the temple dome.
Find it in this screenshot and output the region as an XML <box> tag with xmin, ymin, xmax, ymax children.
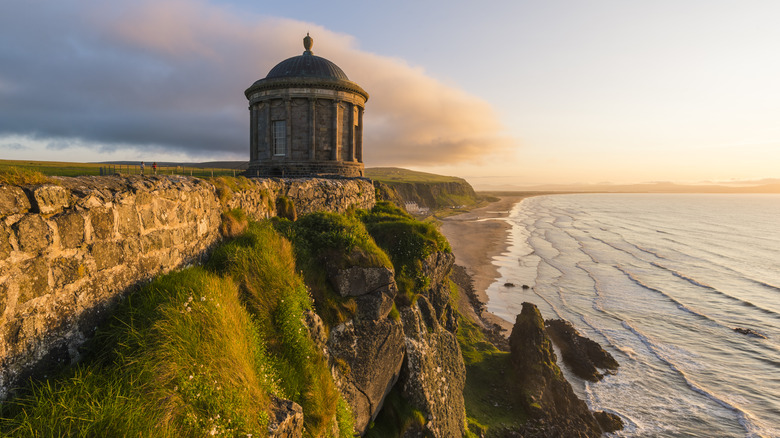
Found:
<box><xmin>245</xmin><ymin>33</ymin><xmax>367</xmax><ymax>100</ymax></box>
<box><xmin>266</xmin><ymin>54</ymin><xmax>349</xmax><ymax>81</ymax></box>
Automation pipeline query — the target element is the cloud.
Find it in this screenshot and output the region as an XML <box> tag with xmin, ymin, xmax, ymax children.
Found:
<box><xmin>0</xmin><ymin>0</ymin><xmax>512</xmax><ymax>165</ymax></box>
<box><xmin>0</xmin><ymin>142</ymin><xmax>29</xmax><ymax>151</ymax></box>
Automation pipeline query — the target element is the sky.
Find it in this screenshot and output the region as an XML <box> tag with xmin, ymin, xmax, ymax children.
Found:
<box><xmin>1</xmin><ymin>0</ymin><xmax>779</xmax><ymax>188</ymax></box>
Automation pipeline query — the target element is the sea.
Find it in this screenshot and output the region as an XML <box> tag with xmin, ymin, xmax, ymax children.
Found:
<box><xmin>484</xmin><ymin>193</ymin><xmax>780</xmax><ymax>437</ymax></box>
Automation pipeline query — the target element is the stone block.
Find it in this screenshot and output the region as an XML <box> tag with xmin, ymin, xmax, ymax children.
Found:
<box><xmin>52</xmin><ymin>256</ymin><xmax>84</xmax><ymax>288</ymax></box>
<box><xmin>0</xmin><ymin>186</ymin><xmax>31</xmax><ymax>216</ymax></box>
<box><xmin>0</xmin><ymin>281</ymin><xmax>8</xmax><ymax>316</ymax></box>
<box><xmin>138</xmin><ymin>206</ymin><xmax>156</xmax><ymax>230</ymax></box>
<box><xmin>30</xmin><ymin>185</ymin><xmax>70</xmax><ymax>215</ymax></box>
<box><xmin>89</xmin><ymin>208</ymin><xmax>114</xmax><ymax>240</ymax></box>
<box><xmin>135</xmin><ymin>191</ymin><xmax>153</xmax><ymax>205</ymax></box>
<box><xmin>141</xmin><ymin>230</ymin><xmax>173</xmax><ymax>252</ymax></box>
<box><xmin>331</xmin><ymin>265</ymin><xmax>395</xmax><ymax>298</ymax></box>
<box><xmin>18</xmin><ymin>258</ymin><xmax>50</xmax><ymax>304</ymax></box>
<box><xmin>0</xmin><ymin>224</ymin><xmax>11</xmax><ymax>260</ymax></box>
<box><xmin>13</xmin><ymin>215</ymin><xmax>53</xmax><ymax>254</ymax></box>
<box><xmin>116</xmin><ymin>204</ymin><xmax>140</xmax><ymax>236</ymax></box>
<box><xmin>54</xmin><ymin>212</ymin><xmax>85</xmax><ymax>249</ymax></box>
<box><xmin>123</xmin><ymin>239</ymin><xmax>142</xmax><ymax>263</ymax></box>
<box><xmin>92</xmin><ymin>241</ymin><xmax>123</xmax><ymax>271</ymax></box>
<box><xmin>154</xmin><ymin>199</ymin><xmax>177</xmax><ymax>226</ymax></box>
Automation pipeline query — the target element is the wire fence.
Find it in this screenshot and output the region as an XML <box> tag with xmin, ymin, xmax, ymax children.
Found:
<box><xmin>99</xmin><ymin>164</ymin><xmax>243</xmax><ymax>178</ymax></box>
<box><xmin>0</xmin><ymin>160</ymin><xmax>248</xmax><ymax>179</ymax></box>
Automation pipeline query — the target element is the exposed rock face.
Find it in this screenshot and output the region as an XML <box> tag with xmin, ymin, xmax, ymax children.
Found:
<box><xmin>399</xmin><ymin>296</ymin><xmax>466</xmax><ymax>438</ymax></box>
<box><xmin>0</xmin><ymin>175</ymin><xmax>375</xmax><ymax>399</ymax></box>
<box><xmin>327</xmin><ymin>318</ymin><xmax>405</xmax><ymax>435</ymax></box>
<box><xmin>373</xmin><ymin>178</ymin><xmax>477</xmax><ymax>211</ymax></box>
<box><xmin>268</xmin><ymin>395</ymin><xmax>304</xmax><ymax>438</ymax></box>
<box><xmin>545</xmin><ymin>318</ymin><xmax>619</xmax><ymax>381</ymax></box>
<box><xmin>508</xmin><ymin>302</ymin><xmax>603</xmax><ymax>437</ymax></box>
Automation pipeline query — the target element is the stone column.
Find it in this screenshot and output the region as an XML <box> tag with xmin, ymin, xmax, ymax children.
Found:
<box><xmin>356</xmin><ymin>106</ymin><xmax>364</xmax><ymax>163</ymax></box>
<box><xmin>285</xmin><ymin>98</ymin><xmax>292</xmax><ymax>158</ymax></box>
<box><xmin>266</xmin><ymin>102</ymin><xmax>272</xmax><ymax>160</ymax></box>
<box><xmin>249</xmin><ymin>105</ymin><xmax>257</xmax><ymax>162</ymax></box>
<box><xmin>332</xmin><ymin>100</ymin><xmax>341</xmax><ymax>160</ymax></box>
<box><xmin>309</xmin><ymin>98</ymin><xmax>316</xmax><ymax>161</ymax></box>
<box><xmin>348</xmin><ymin>102</ymin><xmax>355</xmax><ymax>161</ymax></box>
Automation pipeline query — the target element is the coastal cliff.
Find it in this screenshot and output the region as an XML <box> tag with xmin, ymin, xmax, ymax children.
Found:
<box><xmin>366</xmin><ymin>167</ymin><xmax>478</xmax><ymax>211</ymax></box>
<box><xmin>1</xmin><ymin>174</ymin><xmax>620</xmax><ymax>437</ymax></box>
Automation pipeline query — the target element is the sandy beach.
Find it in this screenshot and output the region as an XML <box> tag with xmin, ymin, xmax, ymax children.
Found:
<box><xmin>439</xmin><ymin>195</ymin><xmax>537</xmax><ymax>331</ymax></box>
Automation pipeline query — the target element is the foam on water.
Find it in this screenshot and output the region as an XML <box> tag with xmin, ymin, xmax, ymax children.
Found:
<box><xmin>487</xmin><ymin>194</ymin><xmax>780</xmax><ymax>438</ymax></box>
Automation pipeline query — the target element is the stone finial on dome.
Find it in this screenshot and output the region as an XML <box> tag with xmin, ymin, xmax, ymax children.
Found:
<box><xmin>303</xmin><ymin>33</ymin><xmax>313</xmax><ymax>55</ymax></box>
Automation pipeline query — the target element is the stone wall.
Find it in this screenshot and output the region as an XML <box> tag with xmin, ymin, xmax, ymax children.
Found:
<box><xmin>0</xmin><ymin>175</ymin><xmax>375</xmax><ymax>398</ymax></box>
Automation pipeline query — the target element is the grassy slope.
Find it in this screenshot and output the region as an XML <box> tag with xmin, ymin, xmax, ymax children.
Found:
<box><xmin>365</xmin><ymin>167</ymin><xmax>465</xmax><ymax>184</ymax></box>
<box><xmin>0</xmin><ymin>221</ymin><xmax>352</xmax><ymax>437</ymax></box>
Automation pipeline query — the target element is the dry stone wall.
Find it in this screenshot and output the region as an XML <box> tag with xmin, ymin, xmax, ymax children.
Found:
<box><xmin>0</xmin><ymin>175</ymin><xmax>375</xmax><ymax>398</ymax></box>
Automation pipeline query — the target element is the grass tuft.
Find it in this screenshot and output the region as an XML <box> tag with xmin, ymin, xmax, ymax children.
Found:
<box><xmin>0</xmin><ymin>166</ymin><xmax>56</xmax><ymax>185</ymax></box>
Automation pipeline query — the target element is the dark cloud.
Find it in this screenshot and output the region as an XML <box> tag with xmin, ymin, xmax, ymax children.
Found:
<box><xmin>0</xmin><ymin>142</ymin><xmax>29</xmax><ymax>151</ymax></box>
<box><xmin>0</xmin><ymin>0</ymin><xmax>512</xmax><ymax>165</ymax></box>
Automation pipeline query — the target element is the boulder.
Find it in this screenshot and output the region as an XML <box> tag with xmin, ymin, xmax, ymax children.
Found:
<box><xmin>545</xmin><ymin>319</ymin><xmax>619</xmax><ymax>381</ymax></box>
<box><xmin>268</xmin><ymin>395</ymin><xmax>304</xmax><ymax>438</ymax></box>
<box><xmin>331</xmin><ymin>265</ymin><xmax>395</xmax><ymax>298</ymax></box>
<box><xmin>398</xmin><ymin>296</ymin><xmax>466</xmax><ymax>438</ymax></box>
<box><xmin>594</xmin><ymin>411</ymin><xmax>624</xmax><ymax>433</ymax></box>
<box><xmin>0</xmin><ymin>186</ymin><xmax>31</xmax><ymax>216</ymax></box>
<box><xmin>327</xmin><ymin>317</ymin><xmax>405</xmax><ymax>435</ymax></box>
<box><xmin>13</xmin><ymin>215</ymin><xmax>52</xmax><ymax>254</ymax></box>
<box><xmin>29</xmin><ymin>185</ymin><xmax>70</xmax><ymax>215</ymax></box>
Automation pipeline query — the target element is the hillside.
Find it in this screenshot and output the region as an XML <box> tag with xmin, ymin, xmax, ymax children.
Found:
<box><xmin>366</xmin><ymin>167</ymin><xmax>479</xmax><ymax>211</ymax></box>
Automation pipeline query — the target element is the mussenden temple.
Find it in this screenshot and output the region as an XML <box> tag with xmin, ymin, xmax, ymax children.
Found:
<box><xmin>245</xmin><ymin>34</ymin><xmax>368</xmax><ymax>178</ymax></box>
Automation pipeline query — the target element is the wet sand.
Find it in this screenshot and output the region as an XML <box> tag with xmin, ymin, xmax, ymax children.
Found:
<box><xmin>439</xmin><ymin>195</ymin><xmax>538</xmax><ymax>332</ymax></box>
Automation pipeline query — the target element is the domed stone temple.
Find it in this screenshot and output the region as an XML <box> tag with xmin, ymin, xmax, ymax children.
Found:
<box><xmin>245</xmin><ymin>34</ymin><xmax>369</xmax><ymax>177</ymax></box>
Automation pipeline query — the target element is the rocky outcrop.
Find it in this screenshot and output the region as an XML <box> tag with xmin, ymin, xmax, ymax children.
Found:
<box><xmin>327</xmin><ymin>318</ymin><xmax>405</xmax><ymax>435</ymax></box>
<box><xmin>545</xmin><ymin>319</ymin><xmax>619</xmax><ymax>381</ymax></box>
<box><xmin>323</xmin><ymin>261</ymin><xmax>405</xmax><ymax>435</ymax></box>
<box><xmin>0</xmin><ymin>175</ymin><xmax>375</xmax><ymax>399</ymax></box>
<box><xmin>387</xmin><ymin>180</ymin><xmax>477</xmax><ymax>211</ymax></box>
<box><xmin>594</xmin><ymin>410</ymin><xmax>624</xmax><ymax>433</ymax></box>
<box><xmin>323</xmin><ymin>249</ymin><xmax>468</xmax><ymax>437</ymax></box>
<box><xmin>398</xmin><ymin>296</ymin><xmax>466</xmax><ymax>438</ymax></box>
<box><xmin>508</xmin><ymin>303</ymin><xmax>603</xmax><ymax>437</ymax></box>
<box><xmin>329</xmin><ymin>265</ymin><xmax>396</xmax><ymax>321</ymax></box>
<box><xmin>268</xmin><ymin>395</ymin><xmax>305</xmax><ymax>438</ymax></box>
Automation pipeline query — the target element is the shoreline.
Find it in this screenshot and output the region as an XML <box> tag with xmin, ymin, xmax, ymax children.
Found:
<box><xmin>439</xmin><ymin>194</ymin><xmax>540</xmax><ymax>332</ymax></box>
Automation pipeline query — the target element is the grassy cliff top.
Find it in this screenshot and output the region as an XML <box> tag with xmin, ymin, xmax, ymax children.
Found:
<box><xmin>365</xmin><ymin>167</ymin><xmax>466</xmax><ymax>184</ymax></box>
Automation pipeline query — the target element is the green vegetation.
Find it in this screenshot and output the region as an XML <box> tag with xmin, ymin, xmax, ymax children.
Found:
<box><xmin>275</xmin><ymin>196</ymin><xmax>297</xmax><ymax>221</ymax></box>
<box><xmin>0</xmin><ymin>165</ymin><xmax>56</xmax><ymax>185</ymax></box>
<box><xmin>365</xmin><ymin>167</ymin><xmax>465</xmax><ymax>184</ymax></box>
<box><xmin>358</xmin><ymin>202</ymin><xmax>451</xmax><ymax>303</ymax></box>
<box><xmin>0</xmin><ymin>159</ymin><xmax>238</xmax><ymax>179</ymax></box>
<box><xmin>220</xmin><ymin>208</ymin><xmax>249</xmax><ymax>238</ymax></box>
<box><xmin>363</xmin><ymin>388</ymin><xmax>427</xmax><ymax>438</ymax></box>
<box><xmin>0</xmin><ymin>221</ymin><xmax>354</xmax><ymax>437</ymax></box>
<box><xmin>273</xmin><ymin>212</ymin><xmax>391</xmax><ymax>327</ymax></box>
